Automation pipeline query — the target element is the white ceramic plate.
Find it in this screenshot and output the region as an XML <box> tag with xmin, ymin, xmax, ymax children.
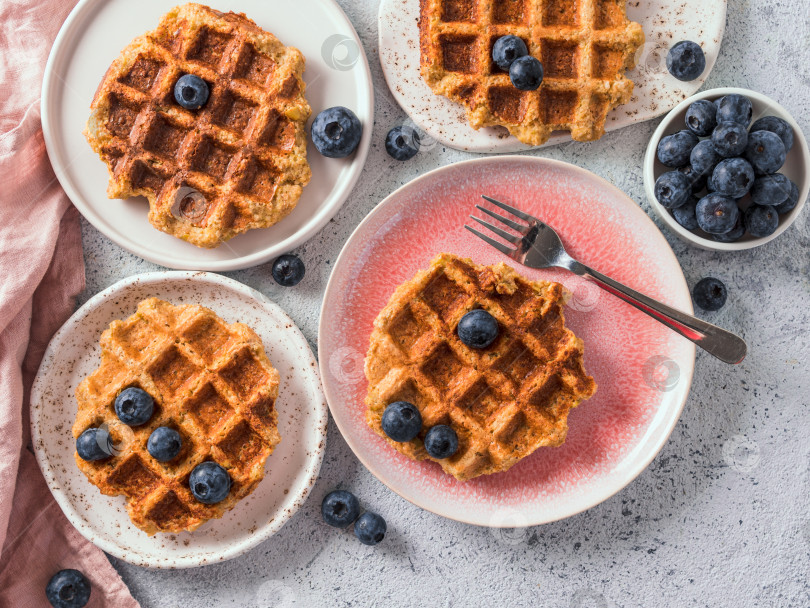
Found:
<box><xmin>378</xmin><ymin>0</ymin><xmax>727</xmax><ymax>153</ymax></box>
<box><xmin>42</xmin><ymin>0</ymin><xmax>373</xmax><ymax>271</ymax></box>
<box><xmin>643</xmin><ymin>87</ymin><xmax>810</xmax><ymax>251</ymax></box>
<box><xmin>30</xmin><ymin>272</ymin><xmax>327</xmax><ymax>568</ymax></box>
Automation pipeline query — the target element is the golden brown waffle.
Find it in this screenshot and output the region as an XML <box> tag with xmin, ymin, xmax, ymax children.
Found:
<box><xmin>73</xmin><ymin>298</ymin><xmax>281</xmax><ymax>535</ymax></box>
<box><xmin>418</xmin><ymin>0</ymin><xmax>645</xmax><ymax>146</ymax></box>
<box><xmin>365</xmin><ymin>254</ymin><xmax>596</xmax><ymax>481</ymax></box>
<box><xmin>84</xmin><ymin>3</ymin><xmax>311</xmax><ymax>248</ymax></box>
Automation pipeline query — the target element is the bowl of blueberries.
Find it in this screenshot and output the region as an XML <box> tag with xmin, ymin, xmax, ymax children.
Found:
<box><xmin>643</xmin><ymin>87</ymin><xmax>808</xmax><ymax>250</ymax></box>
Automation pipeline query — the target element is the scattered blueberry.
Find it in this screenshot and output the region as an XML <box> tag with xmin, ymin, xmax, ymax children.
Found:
<box><xmin>744</xmin><ymin>205</ymin><xmax>779</xmax><ymax>237</ymax></box>
<box><xmin>745</xmin><ymin>130</ymin><xmax>786</xmax><ymax>175</ymax></box>
<box><xmin>774</xmin><ymin>180</ymin><xmax>800</xmax><ymax>215</ymax></box>
<box><xmin>311</xmin><ymin>106</ymin><xmax>362</xmax><ymax>158</ymax></box>
<box><xmin>509</xmin><ymin>55</ymin><xmax>543</xmax><ymax>91</ymax></box>
<box><xmin>711</xmin><ymin>121</ymin><xmax>748</xmax><ymax>158</ymax></box>
<box><xmin>354</xmin><ymin>512</ymin><xmax>386</xmax><ymax>546</ymax></box>
<box><xmin>657</xmin><ymin>130</ymin><xmax>699</xmax><ymax>168</ymax></box>
<box><xmin>381</xmin><ymin>401</ymin><xmax>422</xmax><ymax>442</ymax></box>
<box><xmin>666</xmin><ymin>41</ymin><xmax>706</xmax><ymax>81</ymax></box>
<box><xmin>424</xmin><ymin>425</ymin><xmax>459</xmax><ymax>459</ymax></box>
<box><xmin>385</xmin><ymin>126</ymin><xmax>420</xmax><ymax>161</ymax></box>
<box><xmin>272</xmin><ymin>254</ymin><xmax>305</xmax><ymax>286</ymax></box>
<box><xmin>679</xmin><ymin>165</ymin><xmax>707</xmax><ymax>193</ymax></box>
<box><xmin>174</xmin><ymin>74</ymin><xmax>209</xmax><ymax>110</ymax></box>
<box><xmin>751</xmin><ymin>173</ymin><xmax>792</xmax><ymax>207</ymax></box>
<box><xmin>712</xmin><ymin>158</ymin><xmax>755</xmax><ymax>199</ymax></box>
<box><xmin>692</xmin><ymin>278</ymin><xmax>727</xmax><ymax>311</ymax></box>
<box><xmin>715</xmin><ymin>94</ymin><xmax>753</xmax><ymax>126</ymax></box>
<box><xmin>457</xmin><ymin>309</ymin><xmax>499</xmax><ymax>349</ymax></box>
<box><xmin>696</xmin><ymin>193</ymin><xmax>739</xmax><ymax>234</ymax></box>
<box><xmin>690</xmin><ymin>140</ymin><xmax>720</xmax><ymax>178</ymax></box>
<box><xmin>189</xmin><ymin>462</ymin><xmax>231</xmax><ymax>504</ymax></box>
<box><xmin>654</xmin><ymin>171</ymin><xmax>692</xmax><ymax>209</ymax></box>
<box><xmin>46</xmin><ymin>569</ymin><xmax>91</xmax><ymax>608</ymax></box>
<box><xmin>672</xmin><ymin>196</ymin><xmax>699</xmax><ymax>231</ymax></box>
<box><xmin>147</xmin><ymin>427</ymin><xmax>182</xmax><ymax>462</ymax></box>
<box><xmin>114</xmin><ymin>387</ymin><xmax>154</xmax><ymax>426</ymax></box>
<box><xmin>321</xmin><ymin>490</ymin><xmax>361</xmax><ymax>528</ymax></box>
<box><xmin>750</xmin><ymin>116</ymin><xmax>794</xmax><ymax>152</ymax></box>
<box><xmin>492</xmin><ymin>35</ymin><xmax>528</xmax><ymax>71</ymax></box>
<box><xmin>713</xmin><ymin>216</ymin><xmax>745</xmax><ymax>243</ymax></box>
<box><xmin>76</xmin><ymin>427</ymin><xmax>113</xmax><ymax>461</ymax></box>
<box><xmin>684</xmin><ymin>99</ymin><xmax>717</xmax><ymax>136</ymax></box>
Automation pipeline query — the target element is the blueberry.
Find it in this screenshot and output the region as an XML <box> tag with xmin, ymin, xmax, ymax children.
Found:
<box><xmin>715</xmin><ymin>94</ymin><xmax>753</xmax><ymax>126</ymax></box>
<box><xmin>492</xmin><ymin>35</ymin><xmax>528</xmax><ymax>71</ymax></box>
<box><xmin>457</xmin><ymin>309</ymin><xmax>499</xmax><ymax>348</ymax></box>
<box><xmin>712</xmin><ymin>158</ymin><xmax>755</xmax><ymax>199</ymax></box>
<box><xmin>672</xmin><ymin>196</ymin><xmax>699</xmax><ymax>231</ymax></box>
<box><xmin>381</xmin><ymin>401</ymin><xmax>422</xmax><ymax>442</ymax></box>
<box><xmin>750</xmin><ymin>116</ymin><xmax>794</xmax><ymax>152</ymax></box>
<box><xmin>751</xmin><ymin>173</ymin><xmax>792</xmax><ymax>207</ymax></box>
<box><xmin>46</xmin><ymin>569</ymin><xmax>91</xmax><ymax>608</ymax></box>
<box><xmin>354</xmin><ymin>512</ymin><xmax>386</xmax><ymax>546</ymax></box>
<box><xmin>696</xmin><ymin>193</ymin><xmax>739</xmax><ymax>234</ymax></box>
<box><xmin>174</xmin><ymin>74</ymin><xmax>209</xmax><ymax>110</ymax></box>
<box><xmin>271</xmin><ymin>254</ymin><xmax>305</xmax><ymax>286</ymax></box>
<box><xmin>745</xmin><ymin>130</ymin><xmax>786</xmax><ymax>175</ymax></box>
<box><xmin>711</xmin><ymin>121</ymin><xmax>748</xmax><ymax>158</ymax></box>
<box><xmin>684</xmin><ymin>99</ymin><xmax>717</xmax><ymax>136</ymax></box>
<box><xmin>774</xmin><ymin>180</ymin><xmax>800</xmax><ymax>215</ymax></box>
<box><xmin>706</xmin><ymin>173</ymin><xmax>717</xmax><ymax>192</ymax></box>
<box><xmin>657</xmin><ymin>130</ymin><xmax>699</xmax><ymax>168</ymax></box>
<box><xmin>654</xmin><ymin>171</ymin><xmax>692</xmax><ymax>209</ymax></box>
<box><xmin>321</xmin><ymin>490</ymin><xmax>361</xmax><ymax>528</ymax></box>
<box><xmin>713</xmin><ymin>216</ymin><xmax>745</xmax><ymax>243</ymax></box>
<box><xmin>424</xmin><ymin>425</ymin><xmax>459</xmax><ymax>459</ymax></box>
<box><xmin>385</xmin><ymin>126</ymin><xmax>420</xmax><ymax>161</ymax></box>
<box><xmin>147</xmin><ymin>427</ymin><xmax>182</xmax><ymax>462</ymax></box>
<box><xmin>744</xmin><ymin>205</ymin><xmax>779</xmax><ymax>238</ymax></box>
<box><xmin>76</xmin><ymin>427</ymin><xmax>113</xmax><ymax>461</ymax></box>
<box><xmin>692</xmin><ymin>278</ymin><xmax>727</xmax><ymax>312</ymax></box>
<box><xmin>690</xmin><ymin>140</ymin><xmax>721</xmax><ymax>178</ymax></box>
<box><xmin>189</xmin><ymin>462</ymin><xmax>231</xmax><ymax>504</ymax></box>
<box><xmin>678</xmin><ymin>165</ymin><xmax>707</xmax><ymax>194</ymax></box>
<box><xmin>114</xmin><ymin>387</ymin><xmax>154</xmax><ymax>426</ymax></box>
<box><xmin>311</xmin><ymin>106</ymin><xmax>362</xmax><ymax>158</ymax></box>
<box><xmin>509</xmin><ymin>55</ymin><xmax>543</xmax><ymax>91</ymax></box>
<box><xmin>666</xmin><ymin>41</ymin><xmax>706</xmax><ymax>81</ymax></box>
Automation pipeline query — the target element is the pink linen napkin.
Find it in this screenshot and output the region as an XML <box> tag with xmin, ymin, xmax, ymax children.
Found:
<box><xmin>0</xmin><ymin>1</ymin><xmax>139</xmax><ymax>605</ymax></box>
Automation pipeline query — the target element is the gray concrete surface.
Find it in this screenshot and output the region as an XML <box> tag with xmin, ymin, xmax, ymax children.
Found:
<box><xmin>76</xmin><ymin>1</ymin><xmax>810</xmax><ymax>606</ymax></box>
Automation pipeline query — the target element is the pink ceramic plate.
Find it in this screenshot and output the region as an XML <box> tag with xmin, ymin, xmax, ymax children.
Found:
<box><xmin>319</xmin><ymin>157</ymin><xmax>695</xmax><ymax>526</ymax></box>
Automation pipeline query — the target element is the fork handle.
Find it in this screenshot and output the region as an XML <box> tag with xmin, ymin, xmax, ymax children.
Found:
<box><xmin>567</xmin><ymin>261</ymin><xmax>747</xmax><ymax>364</ymax></box>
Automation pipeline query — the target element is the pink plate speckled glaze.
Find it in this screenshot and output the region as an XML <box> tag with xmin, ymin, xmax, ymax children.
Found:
<box><xmin>319</xmin><ymin>157</ymin><xmax>695</xmax><ymax>527</ymax></box>
<box><xmin>31</xmin><ymin>272</ymin><xmax>328</xmax><ymax>568</ymax></box>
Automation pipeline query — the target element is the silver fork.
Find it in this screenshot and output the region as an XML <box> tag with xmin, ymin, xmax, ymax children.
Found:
<box><xmin>466</xmin><ymin>195</ymin><xmax>747</xmax><ymax>364</ymax></box>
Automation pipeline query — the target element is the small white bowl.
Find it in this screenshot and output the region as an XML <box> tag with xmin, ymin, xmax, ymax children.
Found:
<box><xmin>643</xmin><ymin>87</ymin><xmax>809</xmax><ymax>250</ymax></box>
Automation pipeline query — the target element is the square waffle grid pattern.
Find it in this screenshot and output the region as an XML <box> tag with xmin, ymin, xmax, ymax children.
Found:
<box><xmin>365</xmin><ymin>255</ymin><xmax>596</xmax><ymax>481</ymax></box>
<box><xmin>87</xmin><ymin>4</ymin><xmax>311</xmax><ymax>248</ymax></box>
<box><xmin>73</xmin><ymin>298</ymin><xmax>280</xmax><ymax>535</ymax></box>
<box><xmin>419</xmin><ymin>0</ymin><xmax>645</xmax><ymax>145</ymax></box>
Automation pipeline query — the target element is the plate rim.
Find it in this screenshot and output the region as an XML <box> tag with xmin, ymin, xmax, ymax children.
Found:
<box><xmin>318</xmin><ymin>155</ymin><xmax>697</xmax><ymax>527</ymax></box>
<box><xmin>30</xmin><ymin>270</ymin><xmax>329</xmax><ymax>568</ymax></box>
<box><xmin>40</xmin><ymin>0</ymin><xmax>374</xmax><ymax>271</ymax></box>
<box><xmin>376</xmin><ymin>0</ymin><xmax>728</xmax><ymax>153</ymax></box>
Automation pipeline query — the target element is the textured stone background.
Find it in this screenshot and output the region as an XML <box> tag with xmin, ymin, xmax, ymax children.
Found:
<box><xmin>76</xmin><ymin>1</ymin><xmax>810</xmax><ymax>606</ymax></box>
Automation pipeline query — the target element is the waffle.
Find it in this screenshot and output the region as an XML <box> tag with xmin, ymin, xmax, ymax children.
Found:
<box><xmin>418</xmin><ymin>0</ymin><xmax>645</xmax><ymax>146</ymax></box>
<box><xmin>364</xmin><ymin>254</ymin><xmax>596</xmax><ymax>481</ymax></box>
<box><xmin>84</xmin><ymin>3</ymin><xmax>311</xmax><ymax>248</ymax></box>
<box><xmin>73</xmin><ymin>298</ymin><xmax>281</xmax><ymax>535</ymax></box>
